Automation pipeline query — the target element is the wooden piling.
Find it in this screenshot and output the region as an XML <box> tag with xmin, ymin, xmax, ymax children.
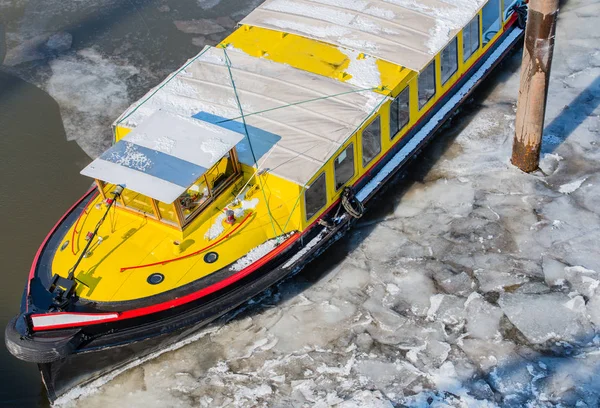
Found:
<box><xmin>511</xmin><ymin>0</ymin><xmax>559</xmax><ymax>172</ymax></box>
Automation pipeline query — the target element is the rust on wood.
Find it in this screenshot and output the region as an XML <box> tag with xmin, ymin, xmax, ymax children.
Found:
<box><xmin>511</xmin><ymin>0</ymin><xmax>559</xmax><ymax>173</ymax></box>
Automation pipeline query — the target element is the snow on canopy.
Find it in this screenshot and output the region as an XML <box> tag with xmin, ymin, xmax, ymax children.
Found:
<box><xmin>241</xmin><ymin>0</ymin><xmax>487</xmax><ymax>72</ymax></box>
<box><xmin>116</xmin><ymin>46</ymin><xmax>387</xmax><ymax>187</ymax></box>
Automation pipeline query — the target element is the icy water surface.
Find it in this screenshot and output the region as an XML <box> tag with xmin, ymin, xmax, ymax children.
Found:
<box><xmin>2</xmin><ymin>0</ymin><xmax>600</xmax><ymax>407</ymax></box>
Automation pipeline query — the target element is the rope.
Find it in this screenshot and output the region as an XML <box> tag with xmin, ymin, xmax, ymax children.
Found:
<box><xmin>217</xmin><ymin>86</ymin><xmax>384</xmax><ymax>124</ymax></box>
<box><xmin>341</xmin><ymin>187</ymin><xmax>364</xmax><ymax>219</ymax></box>
<box><xmin>222</xmin><ymin>46</ymin><xmax>279</xmax><ymax>238</ymax></box>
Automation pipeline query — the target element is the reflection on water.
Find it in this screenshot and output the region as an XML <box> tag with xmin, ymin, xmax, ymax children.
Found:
<box><xmin>0</xmin><ymin>71</ymin><xmax>91</xmax><ymax>407</ymax></box>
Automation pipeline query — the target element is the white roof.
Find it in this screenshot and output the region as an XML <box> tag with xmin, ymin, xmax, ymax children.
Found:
<box><xmin>241</xmin><ymin>0</ymin><xmax>486</xmax><ymax>71</ymax></box>
<box><xmin>115</xmin><ymin>46</ymin><xmax>387</xmax><ymax>186</ymax></box>
<box><xmin>82</xmin><ymin>111</ymin><xmax>244</xmax><ymax>204</ymax></box>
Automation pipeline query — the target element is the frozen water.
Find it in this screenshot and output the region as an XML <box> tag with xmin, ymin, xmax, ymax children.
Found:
<box><xmin>3</xmin><ymin>0</ymin><xmax>598</xmax><ymax>406</ymax></box>
<box><xmin>46</xmin><ymin>48</ymin><xmax>139</xmax><ymax>157</ymax></box>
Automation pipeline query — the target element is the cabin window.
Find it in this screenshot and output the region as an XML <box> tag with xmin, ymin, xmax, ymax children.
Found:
<box><xmin>305</xmin><ymin>173</ymin><xmax>327</xmax><ymax>221</ymax></box>
<box><xmin>179</xmin><ymin>176</ymin><xmax>211</xmax><ymax>221</ymax></box>
<box><xmin>441</xmin><ymin>37</ymin><xmax>458</xmax><ymax>85</ymax></box>
<box><xmin>418</xmin><ymin>60</ymin><xmax>436</xmax><ymax>109</ymax></box>
<box><xmin>362</xmin><ymin>116</ymin><xmax>381</xmax><ymax>167</ymax></box>
<box><xmin>177</xmin><ymin>150</ymin><xmax>241</xmax><ymax>224</ymax></box>
<box><xmin>390</xmin><ymin>87</ymin><xmax>410</xmax><ymax>140</ymax></box>
<box><xmin>482</xmin><ymin>0</ymin><xmax>501</xmax><ymax>45</ymax></box>
<box><xmin>157</xmin><ymin>202</ymin><xmax>180</xmax><ymax>225</ymax></box>
<box><xmin>121</xmin><ymin>189</ymin><xmax>156</xmax><ymax>217</ymax></box>
<box><xmin>204</xmin><ymin>152</ymin><xmax>237</xmax><ymax>195</ymax></box>
<box><xmin>334</xmin><ymin>143</ymin><xmax>355</xmax><ymax>190</ymax></box>
<box><xmin>463</xmin><ymin>15</ymin><xmax>480</xmax><ymax>62</ymax></box>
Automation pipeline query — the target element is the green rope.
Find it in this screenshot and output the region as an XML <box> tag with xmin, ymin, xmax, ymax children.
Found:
<box><xmin>217</xmin><ymin>86</ymin><xmax>384</xmax><ymax>124</ymax></box>
<box><xmin>116</xmin><ymin>46</ymin><xmax>212</xmax><ymax>125</ymax></box>
<box><xmin>222</xmin><ymin>47</ymin><xmax>279</xmax><ymax>238</ymax></box>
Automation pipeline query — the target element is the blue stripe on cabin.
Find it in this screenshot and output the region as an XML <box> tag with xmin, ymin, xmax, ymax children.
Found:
<box><xmin>100</xmin><ymin>141</ymin><xmax>207</xmax><ymax>188</ymax></box>
<box><xmin>192</xmin><ymin>112</ymin><xmax>281</xmax><ymax>165</ymax></box>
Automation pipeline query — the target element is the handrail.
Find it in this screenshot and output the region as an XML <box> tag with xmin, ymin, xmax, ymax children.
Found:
<box><xmin>71</xmin><ymin>196</ymin><xmax>96</xmax><ymax>255</ymax></box>
<box><xmin>120</xmin><ymin>211</ymin><xmax>254</xmax><ymax>272</ymax></box>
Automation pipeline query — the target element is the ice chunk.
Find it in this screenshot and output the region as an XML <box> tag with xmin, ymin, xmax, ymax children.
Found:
<box><xmin>542</xmin><ymin>257</ymin><xmax>568</xmax><ymax>286</ymax></box>
<box><xmin>465</xmin><ymin>294</ymin><xmax>503</xmax><ymax>340</ymax></box>
<box><xmin>337</xmin><ymin>390</ymin><xmax>393</xmax><ymax>408</ymax></box>
<box><xmin>46</xmin><ymin>48</ymin><xmax>139</xmax><ymax>157</ymax></box>
<box><xmin>499</xmin><ymin>292</ymin><xmax>594</xmax><ymax>344</ymax></box>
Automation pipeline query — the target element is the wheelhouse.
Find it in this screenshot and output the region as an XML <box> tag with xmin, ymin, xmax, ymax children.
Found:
<box><xmin>83</xmin><ymin>111</ymin><xmax>244</xmax><ymax>230</ymax></box>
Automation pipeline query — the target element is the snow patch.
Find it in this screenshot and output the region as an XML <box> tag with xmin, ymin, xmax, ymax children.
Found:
<box><xmin>231</xmin><ymin>238</ymin><xmax>280</xmax><ymax>271</ymax></box>
<box><xmin>559</xmin><ymin>177</ymin><xmax>587</xmax><ymax>194</ymax></box>
<box><xmin>204</xmin><ymin>198</ymin><xmax>259</xmax><ymax>241</ymax></box>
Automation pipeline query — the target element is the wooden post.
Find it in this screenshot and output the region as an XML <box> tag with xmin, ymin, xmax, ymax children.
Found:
<box><xmin>511</xmin><ymin>0</ymin><xmax>559</xmax><ymax>172</ymax></box>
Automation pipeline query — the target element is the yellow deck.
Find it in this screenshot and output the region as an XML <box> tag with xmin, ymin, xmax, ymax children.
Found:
<box><xmin>52</xmin><ymin>170</ymin><xmax>302</xmax><ymax>302</ymax></box>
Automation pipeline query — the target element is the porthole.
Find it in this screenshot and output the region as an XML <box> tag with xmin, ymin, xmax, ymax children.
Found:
<box><xmin>204</xmin><ymin>252</ymin><xmax>219</xmax><ymax>264</ymax></box>
<box><xmin>147</xmin><ymin>273</ymin><xmax>165</xmax><ymax>285</ymax></box>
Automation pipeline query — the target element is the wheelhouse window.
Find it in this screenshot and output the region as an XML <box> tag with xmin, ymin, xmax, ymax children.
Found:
<box><xmin>177</xmin><ymin>151</ymin><xmax>240</xmax><ymax>222</ymax></box>
<box><xmin>441</xmin><ymin>37</ymin><xmax>458</xmax><ymax>85</ymax></box>
<box><xmin>121</xmin><ymin>189</ymin><xmax>156</xmax><ymax>216</ymax></box>
<box><xmin>305</xmin><ymin>173</ymin><xmax>327</xmax><ymax>221</ymax></box>
<box><xmin>157</xmin><ymin>201</ymin><xmax>180</xmax><ymax>225</ymax></box>
<box><xmin>482</xmin><ymin>0</ymin><xmax>501</xmax><ymax>45</ymax></box>
<box><xmin>418</xmin><ymin>60</ymin><xmax>436</xmax><ymax>109</ymax></box>
<box><xmin>463</xmin><ymin>15</ymin><xmax>480</xmax><ymax>62</ymax></box>
<box><xmin>362</xmin><ymin>116</ymin><xmax>381</xmax><ymax>167</ymax></box>
<box><xmin>390</xmin><ymin>87</ymin><xmax>410</xmax><ymax>140</ymax></box>
<box><xmin>100</xmin><ymin>182</ymin><xmax>157</xmax><ymax>218</ymax></box>
<box><xmin>334</xmin><ymin>143</ymin><xmax>355</xmax><ymax>190</ymax></box>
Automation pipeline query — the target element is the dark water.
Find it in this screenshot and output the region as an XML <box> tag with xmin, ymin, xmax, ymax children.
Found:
<box><xmin>0</xmin><ymin>71</ymin><xmax>91</xmax><ymax>407</ymax></box>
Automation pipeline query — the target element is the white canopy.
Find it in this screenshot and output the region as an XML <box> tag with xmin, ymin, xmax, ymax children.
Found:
<box><xmin>241</xmin><ymin>0</ymin><xmax>487</xmax><ymax>72</ymax></box>
<box><xmin>115</xmin><ymin>46</ymin><xmax>387</xmax><ymax>187</ymax></box>
<box><xmin>83</xmin><ymin>111</ymin><xmax>244</xmax><ymax>204</ymax></box>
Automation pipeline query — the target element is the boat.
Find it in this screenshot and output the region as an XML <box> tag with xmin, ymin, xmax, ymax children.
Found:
<box><xmin>5</xmin><ymin>0</ymin><xmax>527</xmax><ymax>402</ymax></box>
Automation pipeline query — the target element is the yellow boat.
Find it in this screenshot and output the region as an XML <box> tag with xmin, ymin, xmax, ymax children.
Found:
<box><xmin>5</xmin><ymin>0</ymin><xmax>527</xmax><ymax>402</ymax></box>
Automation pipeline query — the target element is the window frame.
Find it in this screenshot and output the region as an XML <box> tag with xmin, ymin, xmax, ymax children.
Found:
<box><xmin>482</xmin><ymin>0</ymin><xmax>501</xmax><ymax>45</ymax></box>
<box><xmin>418</xmin><ymin>60</ymin><xmax>437</xmax><ymax>110</ymax></box>
<box><xmin>304</xmin><ymin>172</ymin><xmax>328</xmax><ymax>222</ymax></box>
<box><xmin>333</xmin><ymin>142</ymin><xmax>356</xmax><ymax>191</ymax></box>
<box><xmin>463</xmin><ymin>14</ymin><xmax>481</xmax><ymax>63</ymax></box>
<box><xmin>440</xmin><ymin>36</ymin><xmax>459</xmax><ymax>86</ymax></box>
<box><xmin>361</xmin><ymin>116</ymin><xmax>382</xmax><ymax>168</ymax></box>
<box><xmin>390</xmin><ymin>87</ymin><xmax>410</xmax><ymax>140</ymax></box>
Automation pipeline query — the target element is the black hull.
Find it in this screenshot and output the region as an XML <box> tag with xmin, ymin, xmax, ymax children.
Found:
<box><xmin>5</xmin><ymin>23</ymin><xmax>524</xmax><ymax>404</ymax></box>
